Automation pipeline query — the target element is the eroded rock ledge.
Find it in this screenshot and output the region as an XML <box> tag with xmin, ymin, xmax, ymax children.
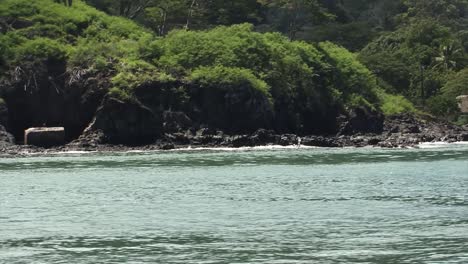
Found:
<box><xmin>1</xmin><ymin>113</ymin><xmax>466</xmax><ymax>156</ymax></box>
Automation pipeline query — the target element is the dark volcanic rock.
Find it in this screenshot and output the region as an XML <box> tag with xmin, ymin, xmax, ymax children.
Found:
<box><xmin>72</xmin><ymin>129</ymin><xmax>107</xmax><ymax>148</ymax></box>
<box><xmin>0</xmin><ymin>62</ymin><xmax>109</xmax><ymax>141</ymax></box>
<box><xmin>164</xmin><ymin>132</ymin><xmax>192</xmax><ymax>145</ymax></box>
<box><xmin>250</xmin><ymin>129</ymin><xmax>277</xmax><ymax>145</ymax></box>
<box><xmin>84</xmin><ymin>97</ymin><xmax>162</xmax><ymax>145</ymax></box>
<box><xmin>339</xmin><ymin>106</ymin><xmax>384</xmax><ymax>135</ymax></box>
<box><xmin>0</xmin><ymin>124</ymin><xmax>15</xmax><ymax>147</ymax></box>
<box><xmin>0</xmin><ymin>100</ymin><xmax>8</xmax><ymax>129</ymax></box>
<box><xmin>301</xmin><ymin>136</ymin><xmax>339</xmax><ymax>147</ymax></box>
<box><xmin>278</xmin><ymin>134</ymin><xmax>298</xmax><ymax>146</ymax></box>
<box><xmin>160</xmin><ymin>142</ymin><xmax>175</xmax><ymax>150</ymax></box>
<box><xmin>459</xmin><ymin>133</ymin><xmax>468</xmax><ymax>142</ymax></box>
<box><xmin>229</xmin><ymin>135</ymin><xmax>254</xmax><ymax>148</ymax></box>
<box><xmin>188</xmin><ymin>83</ymin><xmax>274</xmax><ymax>133</ymax></box>
<box><xmin>63</xmin><ymin>72</ymin><xmax>111</xmax><ymax>140</ymax></box>
<box><xmin>163</xmin><ymin>111</ymin><xmax>193</xmax><ymax>133</ymax></box>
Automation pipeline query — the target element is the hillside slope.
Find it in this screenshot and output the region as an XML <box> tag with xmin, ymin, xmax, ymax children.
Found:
<box><xmin>1</xmin><ymin>0</ymin><xmax>416</xmax><ymax>146</ymax></box>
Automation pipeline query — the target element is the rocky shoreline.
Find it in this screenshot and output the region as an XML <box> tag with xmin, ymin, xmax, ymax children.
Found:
<box><xmin>1</xmin><ymin>114</ymin><xmax>467</xmax><ymax>157</ymax></box>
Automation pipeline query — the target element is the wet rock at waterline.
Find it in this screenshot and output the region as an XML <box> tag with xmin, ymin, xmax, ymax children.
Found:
<box><xmin>338</xmin><ymin>106</ymin><xmax>384</xmax><ymax>135</ymax></box>
<box><xmin>0</xmin><ymin>124</ymin><xmax>15</xmax><ymax>147</ymax></box>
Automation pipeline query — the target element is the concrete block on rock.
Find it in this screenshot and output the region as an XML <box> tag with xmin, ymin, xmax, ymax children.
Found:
<box><xmin>24</xmin><ymin>127</ymin><xmax>65</xmax><ymax>147</ymax></box>
<box><xmin>457</xmin><ymin>95</ymin><xmax>468</xmax><ymax>113</ymax></box>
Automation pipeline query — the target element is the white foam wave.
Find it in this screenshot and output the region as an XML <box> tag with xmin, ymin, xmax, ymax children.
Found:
<box><xmin>50</xmin><ymin>150</ymin><xmax>98</xmax><ymax>155</ymax></box>
<box><xmin>170</xmin><ymin>144</ymin><xmax>318</xmax><ymax>152</ymax></box>
<box><xmin>418</xmin><ymin>141</ymin><xmax>468</xmax><ymax>149</ymax></box>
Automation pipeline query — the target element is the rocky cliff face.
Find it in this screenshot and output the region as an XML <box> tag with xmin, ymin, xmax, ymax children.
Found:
<box><xmin>0</xmin><ymin>100</ymin><xmax>8</xmax><ymax>129</ymax></box>
<box><xmin>0</xmin><ymin>72</ymin><xmax>466</xmax><ymax>149</ymax></box>
<box><xmin>82</xmin><ymin>97</ymin><xmax>162</xmax><ymax>145</ymax></box>
<box><xmin>0</xmin><ymin>63</ymin><xmax>109</xmax><ymax>142</ymax></box>
<box><xmin>0</xmin><ymin>124</ymin><xmax>15</xmax><ymax>147</ymax></box>
<box><xmin>338</xmin><ymin>106</ymin><xmax>384</xmax><ymax>135</ymax></box>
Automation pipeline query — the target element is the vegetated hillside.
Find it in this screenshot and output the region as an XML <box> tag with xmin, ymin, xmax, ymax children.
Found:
<box><xmin>0</xmin><ymin>0</ymin><xmax>414</xmax><ymax>145</ymax></box>
<box><xmin>0</xmin><ymin>0</ymin><xmax>152</xmax><ymax>141</ymax></box>
<box><xmin>358</xmin><ymin>0</ymin><xmax>468</xmax><ymax>122</ymax></box>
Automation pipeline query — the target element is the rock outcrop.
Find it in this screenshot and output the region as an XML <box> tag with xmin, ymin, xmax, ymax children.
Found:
<box><xmin>188</xmin><ymin>83</ymin><xmax>274</xmax><ymax>133</ymax></box>
<box><xmin>0</xmin><ymin>99</ymin><xmax>8</xmax><ymax>129</ymax></box>
<box><xmin>83</xmin><ymin>97</ymin><xmax>162</xmax><ymax>145</ymax></box>
<box><xmin>376</xmin><ymin>114</ymin><xmax>467</xmax><ymax>147</ymax></box>
<box><xmin>0</xmin><ymin>65</ymin><xmax>110</xmax><ymax>141</ymax></box>
<box><xmin>0</xmin><ymin>124</ymin><xmax>15</xmax><ymax>147</ymax></box>
<box><xmin>163</xmin><ymin>111</ymin><xmax>193</xmax><ymax>133</ymax></box>
<box><xmin>338</xmin><ymin>106</ymin><xmax>384</xmax><ymax>135</ymax></box>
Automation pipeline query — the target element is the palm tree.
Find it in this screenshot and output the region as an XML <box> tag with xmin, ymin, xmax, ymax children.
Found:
<box><xmin>433</xmin><ymin>43</ymin><xmax>462</xmax><ymax>71</ymax></box>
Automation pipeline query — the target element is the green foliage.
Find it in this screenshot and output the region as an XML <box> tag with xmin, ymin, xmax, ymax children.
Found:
<box><xmin>427</xmin><ymin>95</ymin><xmax>458</xmax><ymax>116</ymax></box>
<box><xmin>111</xmin><ymin>59</ymin><xmax>174</xmax><ymax>90</ymax></box>
<box><xmin>456</xmin><ymin>114</ymin><xmax>468</xmax><ymax>125</ymax></box>
<box><xmin>155</xmin><ymin>24</ymin><xmax>272</xmax><ymax>72</ymax></box>
<box><xmin>68</xmin><ymin>39</ymin><xmax>116</xmax><ymax>69</ymax></box>
<box><xmin>15</xmin><ymin>38</ymin><xmax>69</xmax><ymax>62</ymax></box>
<box><xmin>427</xmin><ymin>68</ymin><xmax>468</xmax><ymax>117</ymax></box>
<box><xmin>0</xmin><ymin>0</ymin><xmax>150</xmax><ymax>67</ymax></box>
<box><xmin>150</xmin><ymin>24</ymin><xmax>412</xmax><ymax>130</ymax></box>
<box><xmin>441</xmin><ymin>68</ymin><xmax>468</xmax><ymax>97</ymax></box>
<box><xmin>153</xmin><ymin>23</ymin><xmax>327</xmax><ymax>98</ymax></box>
<box><xmin>319</xmin><ymin>42</ymin><xmax>379</xmax><ymax>106</ymax></box>
<box><xmin>190</xmin><ymin>66</ymin><xmax>269</xmax><ymax>95</ymax></box>
<box><xmin>152</xmin><ymin>24</ymin><xmax>337</xmax><ymax>113</ymax></box>
<box><xmin>359</xmin><ymin>18</ymin><xmax>465</xmax><ymax>102</ymax></box>
<box><xmin>400</xmin><ymin>0</ymin><xmax>468</xmax><ymax>23</ymax></box>
<box><xmin>378</xmin><ymin>92</ymin><xmax>417</xmax><ymax>115</ymax></box>
<box><xmin>305</xmin><ymin>22</ymin><xmax>377</xmax><ymax>52</ymax></box>
<box><xmin>318</xmin><ymin>41</ymin><xmax>417</xmax><ymax>115</ymax></box>
<box><xmin>204</xmin><ymin>0</ymin><xmax>265</xmax><ymax>26</ymax></box>
<box><xmin>108</xmin><ymin>87</ymin><xmax>133</xmax><ymax>102</ymax></box>
<box><xmin>0</xmin><ymin>0</ymin><xmax>424</xmax><ymax>137</ymax></box>
<box><xmin>347</xmin><ymin>94</ymin><xmax>375</xmax><ymax>110</ymax></box>
<box><xmin>259</xmin><ymin>0</ymin><xmax>334</xmax><ymax>40</ymax></box>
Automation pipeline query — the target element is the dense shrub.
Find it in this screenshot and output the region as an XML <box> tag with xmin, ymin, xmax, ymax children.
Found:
<box><xmin>359</xmin><ymin>18</ymin><xmax>465</xmax><ymax>105</ymax></box>
<box><xmin>152</xmin><ymin>25</ymin><xmax>399</xmax><ymax>116</ymax></box>
<box><xmin>111</xmin><ymin>59</ymin><xmax>174</xmax><ymax>90</ymax></box>
<box><xmin>190</xmin><ymin>66</ymin><xmax>269</xmax><ymax>95</ymax></box>
<box><xmin>319</xmin><ymin>41</ymin><xmax>379</xmax><ymax>106</ymax></box>
<box><xmin>428</xmin><ymin>69</ymin><xmax>468</xmax><ymax>118</ymax></box>
<box><xmin>188</xmin><ymin>65</ymin><xmax>274</xmax><ymax>133</ymax></box>
<box><xmin>15</xmin><ymin>38</ymin><xmax>69</xmax><ymax>62</ymax></box>
<box><xmin>441</xmin><ymin>68</ymin><xmax>468</xmax><ymax>97</ymax></box>
<box><xmin>0</xmin><ymin>0</ymin><xmax>150</xmax><ymax>69</ymax></box>
<box><xmin>305</xmin><ymin>22</ymin><xmax>377</xmax><ymax>52</ymax></box>
<box><xmin>151</xmin><ymin>24</ymin><xmax>338</xmax><ymax>132</ymax></box>
<box><xmin>378</xmin><ymin>92</ymin><xmax>417</xmax><ymax>115</ymax></box>
<box><xmin>108</xmin><ymin>87</ymin><xmax>133</xmax><ymax>102</ymax></box>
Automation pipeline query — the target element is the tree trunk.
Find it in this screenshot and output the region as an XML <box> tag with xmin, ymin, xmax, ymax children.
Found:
<box><xmin>185</xmin><ymin>0</ymin><xmax>197</xmax><ymax>30</ymax></box>
<box><xmin>288</xmin><ymin>0</ymin><xmax>299</xmax><ymax>41</ymax></box>
<box><xmin>157</xmin><ymin>7</ymin><xmax>168</xmax><ymax>36</ymax></box>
